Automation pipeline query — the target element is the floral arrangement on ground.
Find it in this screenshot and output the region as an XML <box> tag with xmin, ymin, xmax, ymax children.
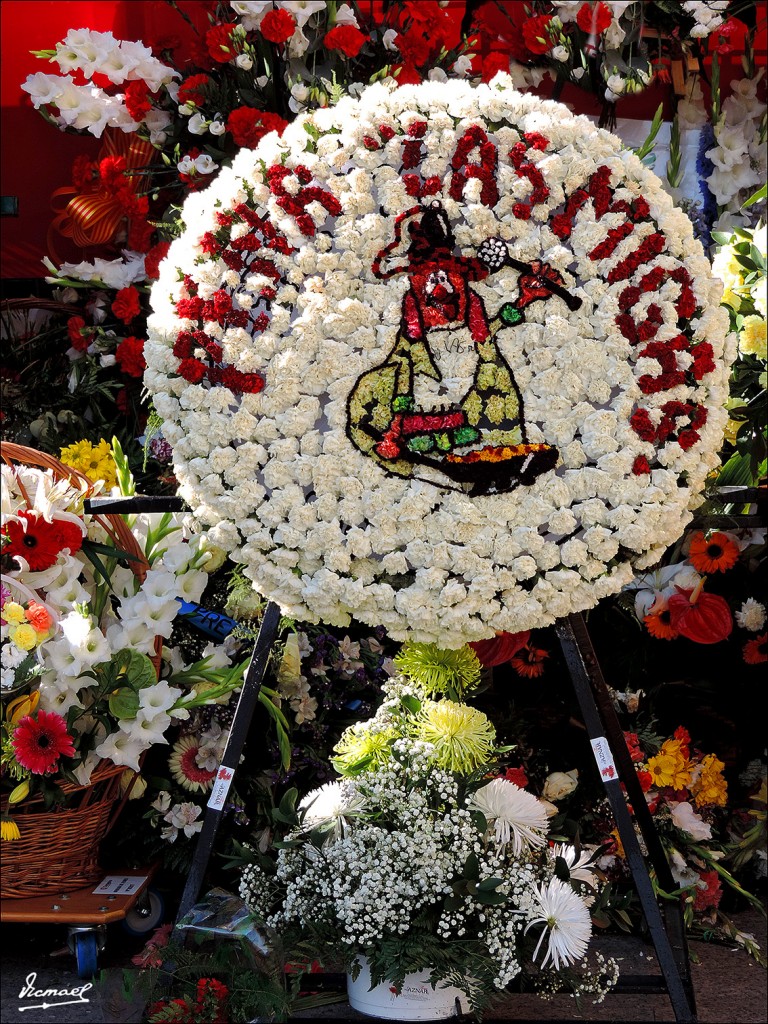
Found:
<box><xmin>239</xmin><ymin>645</ymin><xmax>619</xmax><ymax>1014</ymax></box>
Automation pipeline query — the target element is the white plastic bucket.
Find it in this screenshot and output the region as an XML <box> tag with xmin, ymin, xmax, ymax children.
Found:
<box><xmin>347</xmin><ymin>958</ymin><xmax>470</xmax><ymax>1020</ymax></box>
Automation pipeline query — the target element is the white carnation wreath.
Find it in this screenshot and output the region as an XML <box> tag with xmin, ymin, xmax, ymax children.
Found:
<box><xmin>146</xmin><ymin>76</ymin><xmax>734</xmax><ymax>647</ymax></box>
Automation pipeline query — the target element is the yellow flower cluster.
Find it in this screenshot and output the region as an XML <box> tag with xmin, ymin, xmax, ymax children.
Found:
<box><xmin>740</xmin><ymin>315</ymin><xmax>767</xmax><ymax>360</ymax></box>
<box><xmin>2</xmin><ymin>601</ymin><xmax>54</xmax><ymax>652</ymax></box>
<box><xmin>647</xmin><ymin>738</ymin><xmax>692</xmax><ymax>791</ymax></box>
<box><xmin>691</xmin><ymin>753</ymin><xmax>728</xmax><ymax>808</ymax></box>
<box><xmin>59</xmin><ymin>439</ymin><xmax>117</xmax><ymax>489</ymax></box>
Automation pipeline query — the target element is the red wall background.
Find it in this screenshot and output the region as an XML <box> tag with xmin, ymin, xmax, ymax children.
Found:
<box><xmin>1</xmin><ymin>1</ymin><xmax>764</xmax><ymax>279</ymax></box>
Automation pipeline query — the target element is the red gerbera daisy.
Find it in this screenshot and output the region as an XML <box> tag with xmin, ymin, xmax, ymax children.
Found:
<box><xmin>644</xmin><ymin>603</ymin><xmax>679</xmax><ymax>640</ymax></box>
<box><xmin>743</xmin><ymin>633</ymin><xmax>767</xmax><ymax>665</ymax></box>
<box><xmin>510</xmin><ymin>643</ymin><xmax>549</xmax><ymax>678</ymax></box>
<box><xmin>2</xmin><ymin>511</ymin><xmax>84</xmax><ymax>571</ymax></box>
<box><xmin>12</xmin><ymin>710</ymin><xmax>76</xmax><ymax>775</ymax></box>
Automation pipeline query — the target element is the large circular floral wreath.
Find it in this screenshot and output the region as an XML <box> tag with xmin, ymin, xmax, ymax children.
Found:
<box><xmin>146</xmin><ymin>77</ymin><xmax>733</xmax><ymax>647</ymax></box>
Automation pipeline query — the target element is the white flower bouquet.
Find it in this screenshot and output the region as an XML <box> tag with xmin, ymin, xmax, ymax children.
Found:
<box><xmin>1</xmin><ymin>441</ymin><xmax>244</xmax><ymax>841</ymax></box>
<box><xmin>240</xmin><ymin>647</ymin><xmax>617</xmax><ymax>1015</ymax></box>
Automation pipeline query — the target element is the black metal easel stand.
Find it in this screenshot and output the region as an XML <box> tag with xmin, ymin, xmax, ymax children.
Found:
<box><xmin>85</xmin><ymin>494</ymin><xmax>704</xmax><ymax>1021</ymax></box>
<box><xmin>555</xmin><ymin>613</ymin><xmax>697</xmax><ymax>1022</ymax></box>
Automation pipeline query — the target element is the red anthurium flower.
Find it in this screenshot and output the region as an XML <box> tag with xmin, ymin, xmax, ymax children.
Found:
<box><xmin>12</xmin><ymin>710</ymin><xmax>76</xmax><ymax>775</ymax></box>
<box><xmin>470</xmin><ymin>630</ymin><xmax>531</xmax><ymax>667</ymax></box>
<box><xmin>668</xmin><ymin>581</ymin><xmax>733</xmax><ymax>644</ymax></box>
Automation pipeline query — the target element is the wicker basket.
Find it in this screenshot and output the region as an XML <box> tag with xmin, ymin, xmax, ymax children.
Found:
<box><xmin>1</xmin><ymin>442</ymin><xmax>162</xmax><ymax>898</ymax></box>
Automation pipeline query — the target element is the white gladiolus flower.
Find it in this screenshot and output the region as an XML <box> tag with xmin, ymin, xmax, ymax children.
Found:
<box><xmin>468</xmin><ymin>779</ymin><xmax>550</xmax><ymax>854</ymax></box>
<box><xmin>525</xmin><ymin>878</ymin><xmax>592</xmax><ymax>969</ymax></box>
<box><xmin>94</xmin><ymin>730</ymin><xmax>145</xmax><ymax>772</ymax></box>
<box><xmin>669</xmin><ymin>801</ymin><xmax>713</xmax><ymax>841</ymax></box>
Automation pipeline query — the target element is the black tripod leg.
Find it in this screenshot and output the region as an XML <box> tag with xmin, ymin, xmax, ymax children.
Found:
<box><xmin>555</xmin><ymin>613</ymin><xmax>697</xmax><ymax>1023</ymax></box>
<box><xmin>175</xmin><ymin>601</ymin><xmax>282</xmax><ymax>923</ymax></box>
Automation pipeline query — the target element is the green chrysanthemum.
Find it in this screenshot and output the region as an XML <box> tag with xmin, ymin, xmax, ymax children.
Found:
<box><xmin>416</xmin><ymin>699</ymin><xmax>496</xmax><ymax>775</ymax></box>
<box><xmin>394</xmin><ymin>642</ymin><xmax>481</xmax><ymax>700</ymax></box>
<box><xmin>332</xmin><ymin>722</ymin><xmax>395</xmax><ymax>776</ymax></box>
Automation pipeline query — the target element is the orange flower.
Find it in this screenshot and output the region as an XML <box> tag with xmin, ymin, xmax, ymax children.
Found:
<box><xmin>743</xmin><ymin>633</ymin><xmax>767</xmax><ymax>665</ymax></box>
<box><xmin>24</xmin><ymin>602</ymin><xmax>53</xmax><ymax>633</ymax></box>
<box><xmin>644</xmin><ymin>602</ymin><xmax>679</xmax><ymax>639</ymax></box>
<box><xmin>510</xmin><ymin>644</ymin><xmax>549</xmax><ymax>678</ymax></box>
<box><xmin>688</xmin><ymin>531</ymin><xmax>739</xmax><ymax>573</ymax></box>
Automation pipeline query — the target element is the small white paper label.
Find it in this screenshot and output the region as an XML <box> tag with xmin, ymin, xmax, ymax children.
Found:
<box><xmin>207</xmin><ymin>765</ymin><xmax>235</xmax><ymax>810</ymax></box>
<box><xmin>92</xmin><ymin>875</ymin><xmax>148</xmax><ymax>896</ymax></box>
<box><xmin>590</xmin><ymin>736</ymin><xmax>618</xmax><ymax>783</ymax></box>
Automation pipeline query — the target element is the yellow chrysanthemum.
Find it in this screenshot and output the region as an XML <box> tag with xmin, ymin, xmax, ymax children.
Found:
<box><xmin>2</xmin><ymin>602</ymin><xmax>26</xmax><ymax>626</ymax></box>
<box><xmin>394</xmin><ymin>642</ymin><xmax>481</xmax><ymax>699</ymax></box>
<box><xmin>9</xmin><ymin>623</ymin><xmax>38</xmax><ymax>652</ymax></box>
<box><xmin>60</xmin><ymin>439</ymin><xmax>117</xmax><ymax>489</ymax></box>
<box><xmin>332</xmin><ymin>722</ymin><xmax>395</xmax><ymax>776</ymax></box>
<box><xmin>647</xmin><ymin>739</ymin><xmax>692</xmax><ymax>791</ymax></box>
<box><xmin>1</xmin><ymin>819</ymin><xmax>21</xmax><ymax>841</ymax></box>
<box><xmin>739</xmin><ymin>315</ymin><xmax>767</xmax><ymax>360</ymax></box>
<box><xmin>692</xmin><ymin>754</ymin><xmax>728</xmax><ymax>808</ymax></box>
<box><xmin>416</xmin><ymin>699</ymin><xmax>495</xmax><ymax>775</ymax></box>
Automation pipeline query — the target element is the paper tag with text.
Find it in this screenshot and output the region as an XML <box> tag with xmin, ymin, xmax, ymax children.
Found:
<box><xmin>208</xmin><ymin>765</ymin><xmax>235</xmax><ymax>810</ymax></box>
<box><xmin>92</xmin><ymin>875</ymin><xmax>148</xmax><ymax>896</ymax></box>
<box><xmin>590</xmin><ymin>737</ymin><xmax>618</xmax><ymax>783</ymax></box>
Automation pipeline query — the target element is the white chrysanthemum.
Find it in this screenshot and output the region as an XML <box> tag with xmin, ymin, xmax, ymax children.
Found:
<box><xmin>550</xmin><ymin>843</ymin><xmax>599</xmax><ymax>888</ymax></box>
<box><xmin>736</xmin><ymin>598</ymin><xmax>766</xmax><ymax>633</ymax></box>
<box><xmin>525</xmin><ymin>877</ymin><xmax>592</xmax><ymax>970</ymax></box>
<box><xmin>468</xmin><ymin>778</ymin><xmax>549</xmax><ymax>855</ymax></box>
<box><xmin>298</xmin><ymin>781</ymin><xmax>366</xmax><ymax>839</ymax></box>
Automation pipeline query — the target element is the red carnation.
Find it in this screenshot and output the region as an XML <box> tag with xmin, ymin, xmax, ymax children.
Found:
<box><xmin>324</xmin><ymin>24</ymin><xmax>366</xmax><ymax>58</ymax></box>
<box><xmin>522</xmin><ymin>14</ymin><xmax>555</xmax><ymax>55</ymax></box>
<box><xmin>503</xmin><ymin>766</ymin><xmax>529</xmax><ymax>788</ymax></box>
<box><xmin>67</xmin><ymin>315</ymin><xmax>93</xmax><ymax>353</ymax></box>
<box><xmin>177</xmin><ymin>74</ymin><xmax>211</xmax><ymax>108</ymax></box>
<box><xmin>226</xmin><ymin>107</ymin><xmax>288</xmax><ymax>147</ymax></box>
<box><xmin>3</xmin><ymin>511</ymin><xmax>83</xmax><ymax>571</ymax></box>
<box><xmin>260</xmin><ymin>8</ymin><xmax>296</xmax><ymax>44</ymax></box>
<box><xmin>115</xmin><ymin>336</ymin><xmax>146</xmax><ymax>378</ymax></box>
<box><xmin>206</xmin><ymin>24</ymin><xmax>240</xmax><ymax>63</ymax></box>
<box><xmin>112</xmin><ymin>286</ymin><xmax>142</xmax><ymax>324</ymax></box>
<box><xmin>124</xmin><ymin>80</ymin><xmax>154</xmax><ymax>122</ymax></box>
<box><xmin>480</xmin><ymin>51</ymin><xmax>511</xmax><ymax>83</ymax></box>
<box><xmin>144</xmin><ymin>241</ymin><xmax>171</xmax><ymax>280</ymax></box>
<box><xmin>576</xmin><ymin>2</ymin><xmax>613</xmax><ymax>34</ymax></box>
<box><xmin>12</xmin><ymin>710</ymin><xmax>76</xmax><ymax>775</ymax></box>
